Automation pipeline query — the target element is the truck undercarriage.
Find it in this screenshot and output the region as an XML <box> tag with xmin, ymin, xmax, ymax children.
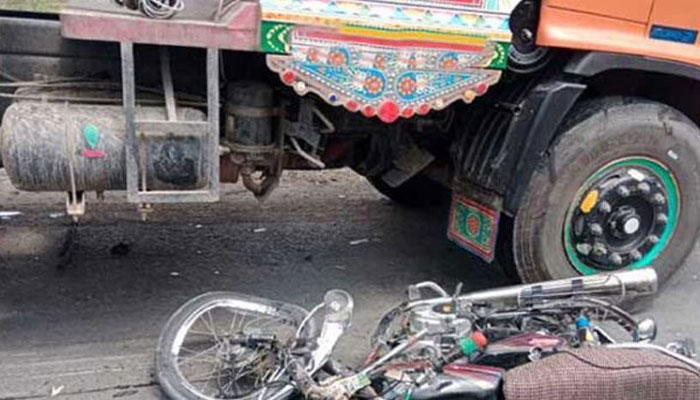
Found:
<box><xmin>3</xmin><ymin>0</ymin><xmax>700</xmax><ymax>286</ymax></box>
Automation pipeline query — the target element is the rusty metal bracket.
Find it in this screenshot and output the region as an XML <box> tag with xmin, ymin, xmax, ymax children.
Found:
<box><xmin>121</xmin><ymin>42</ymin><xmax>220</xmax><ymax>204</ymax></box>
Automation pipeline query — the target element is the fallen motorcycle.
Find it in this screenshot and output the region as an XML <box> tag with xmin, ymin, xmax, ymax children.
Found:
<box><xmin>155</xmin><ymin>268</ymin><xmax>700</xmax><ymax>399</ymax></box>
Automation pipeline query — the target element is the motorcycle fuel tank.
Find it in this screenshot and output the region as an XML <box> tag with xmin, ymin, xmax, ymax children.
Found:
<box><xmin>410</xmin><ymin>364</ymin><xmax>504</xmax><ymax>400</ymax></box>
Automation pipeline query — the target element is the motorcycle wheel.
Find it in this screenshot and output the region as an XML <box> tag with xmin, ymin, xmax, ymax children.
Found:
<box><xmin>155</xmin><ymin>292</ymin><xmax>314</xmax><ymax>400</ymax></box>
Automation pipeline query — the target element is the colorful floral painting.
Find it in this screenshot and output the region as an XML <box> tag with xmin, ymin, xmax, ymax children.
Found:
<box><xmin>261</xmin><ymin>0</ymin><xmax>517</xmax><ymax>122</ymax></box>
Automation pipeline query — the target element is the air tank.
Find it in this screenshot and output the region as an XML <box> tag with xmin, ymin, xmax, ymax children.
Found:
<box><xmin>0</xmin><ymin>101</ymin><xmax>208</xmax><ymax>192</ymax></box>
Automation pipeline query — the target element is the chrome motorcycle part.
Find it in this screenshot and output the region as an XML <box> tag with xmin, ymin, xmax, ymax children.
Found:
<box><xmin>667</xmin><ymin>339</ymin><xmax>697</xmax><ymax>359</ymax></box>
<box><xmin>608</xmin><ymin>343</ymin><xmax>700</xmax><ymax>371</ymax></box>
<box><xmin>483</xmin><ymin>296</ymin><xmax>643</xmax><ymax>343</ymax></box>
<box><xmin>373</xmin><ymin>270</ymin><xmax>656</xmax><ymax>360</ymax></box>
<box><xmin>264</xmin><ymin>291</ymin><xmax>355</xmax><ymax>400</ymax></box>
<box><xmin>361</xmin><ymin>329</ymin><xmax>430</xmax><ymax>376</ymax></box>
<box><xmin>310</xmin><ymin>290</ymin><xmax>354</xmax><ymax>371</ymax></box>
<box><xmin>407</xmin><ymin>302</ymin><xmax>473</xmax><ymax>356</ymax></box>
<box><xmin>636</xmin><ymin>318</ymin><xmax>658</xmax><ymax>343</ymax></box>
<box><xmin>406</xmin><ymin>268</ymin><xmax>658</xmax><ymax>310</ymax></box>
<box><xmin>408</xmin><ymin>303</ymin><xmax>472</xmax><ymax>337</ymax></box>
<box><xmin>407</xmin><ymin>281</ymin><xmax>450</xmax><ymax>301</ymax></box>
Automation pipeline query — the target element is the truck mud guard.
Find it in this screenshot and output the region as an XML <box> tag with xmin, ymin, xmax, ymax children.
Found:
<box><xmin>565</xmin><ymin>51</ymin><xmax>700</xmax><ymax>83</ymax></box>
<box><xmin>452</xmin><ymin>77</ymin><xmax>585</xmax><ymax>215</ymax></box>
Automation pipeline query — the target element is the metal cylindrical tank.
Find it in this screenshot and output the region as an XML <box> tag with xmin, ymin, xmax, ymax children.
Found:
<box><xmin>225</xmin><ymin>81</ymin><xmax>275</xmax><ymax>148</ymax></box>
<box><xmin>0</xmin><ymin>101</ymin><xmax>208</xmax><ymax>192</ymax></box>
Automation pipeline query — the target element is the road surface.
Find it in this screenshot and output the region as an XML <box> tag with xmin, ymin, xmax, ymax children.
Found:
<box><xmin>0</xmin><ymin>168</ymin><xmax>698</xmax><ymax>399</ymax></box>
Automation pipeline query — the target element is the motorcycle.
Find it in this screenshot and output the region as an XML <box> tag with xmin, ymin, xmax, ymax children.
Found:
<box><xmin>155</xmin><ymin>268</ymin><xmax>700</xmax><ymax>400</ymax></box>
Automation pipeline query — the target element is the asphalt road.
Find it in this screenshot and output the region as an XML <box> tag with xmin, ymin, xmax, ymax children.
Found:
<box><xmin>1</xmin><ymin>168</ymin><xmax>699</xmax><ymax>399</ymax></box>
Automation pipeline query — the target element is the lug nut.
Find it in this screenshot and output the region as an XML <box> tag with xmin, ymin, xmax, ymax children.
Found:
<box><xmin>610</xmin><ymin>253</ymin><xmax>623</xmax><ymax>266</ymax></box>
<box><xmin>593</xmin><ymin>243</ymin><xmax>608</xmax><ymax>257</ymax></box>
<box><xmin>598</xmin><ymin>201</ymin><xmax>612</xmax><ymax>214</ymax></box>
<box><xmin>617</xmin><ymin>186</ymin><xmax>630</xmax><ymax>197</ymax></box>
<box><xmin>590</xmin><ymin>223</ymin><xmax>604</xmax><ymax>236</ymax></box>
<box><xmin>657</xmin><ymin>213</ymin><xmax>668</xmax><ymax>225</ymax></box>
<box><xmin>630</xmin><ymin>250</ymin><xmax>643</xmax><ymax>261</ymax></box>
<box><xmin>652</xmin><ymin>193</ymin><xmax>666</xmax><ymax>205</ymax></box>
<box><xmin>648</xmin><ymin>235</ymin><xmax>660</xmax><ymax>245</ymax></box>
<box><xmin>637</xmin><ymin>182</ymin><xmax>651</xmax><ymax>194</ymax></box>
<box><xmin>576</xmin><ymin>243</ymin><xmax>592</xmax><ymax>256</ymax></box>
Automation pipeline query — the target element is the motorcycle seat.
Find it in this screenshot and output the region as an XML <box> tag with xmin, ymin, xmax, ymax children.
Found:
<box><xmin>503</xmin><ymin>348</ymin><xmax>700</xmax><ymax>400</ymax></box>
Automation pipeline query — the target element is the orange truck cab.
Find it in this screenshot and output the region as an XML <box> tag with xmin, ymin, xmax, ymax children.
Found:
<box><xmin>1</xmin><ymin>0</ymin><xmax>700</xmax><ymax>287</ymax></box>
<box><xmin>539</xmin><ymin>0</ymin><xmax>700</xmax><ymax>68</ymax></box>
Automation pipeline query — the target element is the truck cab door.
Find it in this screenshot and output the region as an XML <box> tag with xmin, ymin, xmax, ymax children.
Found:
<box><xmin>648</xmin><ymin>0</ymin><xmax>700</xmax><ymax>46</ymax></box>
<box><xmin>542</xmin><ymin>0</ymin><xmax>654</xmax><ymax>24</ymax></box>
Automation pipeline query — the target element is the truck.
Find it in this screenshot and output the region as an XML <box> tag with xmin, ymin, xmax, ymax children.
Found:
<box><xmin>0</xmin><ymin>0</ymin><xmax>699</xmax><ymax>286</ymax></box>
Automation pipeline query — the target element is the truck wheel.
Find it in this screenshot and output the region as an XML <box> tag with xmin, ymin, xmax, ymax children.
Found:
<box><xmin>368</xmin><ymin>175</ymin><xmax>449</xmax><ymax>207</ymax></box>
<box><xmin>513</xmin><ymin>98</ymin><xmax>700</xmax><ymax>286</ymax></box>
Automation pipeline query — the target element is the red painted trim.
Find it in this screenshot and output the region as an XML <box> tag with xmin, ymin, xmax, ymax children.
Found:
<box><xmin>297</xmin><ymin>29</ymin><xmax>486</xmax><ymax>53</ymax></box>
<box><xmin>82</xmin><ymin>149</ymin><xmax>108</xmax><ymax>159</ymax></box>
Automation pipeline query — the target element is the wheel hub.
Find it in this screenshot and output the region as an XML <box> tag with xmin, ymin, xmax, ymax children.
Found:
<box><xmin>565</xmin><ymin>159</ymin><xmax>679</xmax><ymax>273</ymax></box>
<box><xmin>609</xmin><ymin>206</ymin><xmax>642</xmax><ymax>238</ymax></box>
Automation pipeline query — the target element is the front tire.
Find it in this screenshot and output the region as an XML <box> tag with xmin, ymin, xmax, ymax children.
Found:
<box><xmin>513</xmin><ymin>98</ymin><xmax>700</xmax><ymax>286</ymax></box>
<box><xmin>156</xmin><ymin>292</ymin><xmax>311</xmax><ymax>400</ymax></box>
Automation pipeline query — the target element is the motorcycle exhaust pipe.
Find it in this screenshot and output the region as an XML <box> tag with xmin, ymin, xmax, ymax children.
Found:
<box><xmin>408</xmin><ymin>268</ymin><xmax>658</xmax><ymax>309</ymax></box>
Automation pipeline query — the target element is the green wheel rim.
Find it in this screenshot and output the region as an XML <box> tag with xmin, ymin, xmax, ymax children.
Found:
<box><xmin>563</xmin><ymin>157</ymin><xmax>680</xmax><ymax>276</ymax></box>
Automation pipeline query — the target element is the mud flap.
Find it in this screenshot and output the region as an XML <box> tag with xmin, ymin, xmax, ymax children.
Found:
<box><xmin>448</xmin><ymin>194</ymin><xmax>500</xmax><ymax>263</ymax></box>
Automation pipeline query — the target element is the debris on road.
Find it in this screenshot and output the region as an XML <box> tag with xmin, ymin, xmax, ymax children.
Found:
<box><xmin>50</xmin><ymin>385</ymin><xmax>64</xmax><ymax>397</ymax></box>
<box><xmin>170</xmin><ymin>272</ymin><xmax>181</xmax><ymax>277</ymax></box>
<box><xmin>349</xmin><ymin>238</ymin><xmax>369</xmax><ymax>246</ymax></box>
<box><xmin>110</xmin><ymin>242</ymin><xmax>131</xmax><ymax>256</ymax></box>
<box><xmin>253</xmin><ymin>227</ymin><xmax>268</xmax><ymax>233</ymax></box>
<box><xmin>0</xmin><ymin>211</ymin><xmax>21</xmax><ymax>220</ymax></box>
<box><xmin>49</xmin><ymin>212</ymin><xmax>65</xmax><ymax>219</ymax></box>
<box><xmin>194</xmin><ymin>224</ymin><xmax>203</xmax><ymax>229</ymax></box>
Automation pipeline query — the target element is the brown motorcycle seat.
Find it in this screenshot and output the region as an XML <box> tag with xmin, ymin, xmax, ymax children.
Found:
<box><xmin>504</xmin><ymin>348</ymin><xmax>700</xmax><ymax>400</ymax></box>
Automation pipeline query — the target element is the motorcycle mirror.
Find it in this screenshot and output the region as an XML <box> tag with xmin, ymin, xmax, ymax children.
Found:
<box><xmin>636</xmin><ymin>318</ymin><xmax>658</xmax><ymax>342</ymax></box>
<box><xmin>323</xmin><ymin>290</ymin><xmax>354</xmax><ymax>327</ymax></box>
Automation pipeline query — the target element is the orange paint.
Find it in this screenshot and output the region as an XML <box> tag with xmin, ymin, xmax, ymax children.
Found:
<box><xmin>544</xmin><ymin>0</ymin><xmax>654</xmax><ymax>23</ymax></box>
<box><xmin>538</xmin><ymin>0</ymin><xmax>700</xmax><ymax>69</ymax></box>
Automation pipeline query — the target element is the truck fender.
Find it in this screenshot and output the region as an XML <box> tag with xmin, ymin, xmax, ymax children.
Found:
<box><xmin>565</xmin><ymin>51</ymin><xmax>700</xmax><ymax>82</ymax></box>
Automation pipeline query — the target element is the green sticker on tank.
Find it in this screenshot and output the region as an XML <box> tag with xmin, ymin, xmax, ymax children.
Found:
<box><xmin>81</xmin><ymin>124</ymin><xmax>108</xmax><ymax>159</ymax></box>
<box><xmin>83</xmin><ymin>124</ymin><xmax>100</xmax><ymax>149</ymax></box>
